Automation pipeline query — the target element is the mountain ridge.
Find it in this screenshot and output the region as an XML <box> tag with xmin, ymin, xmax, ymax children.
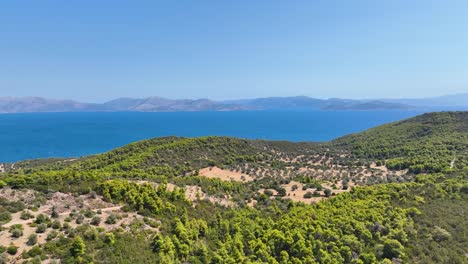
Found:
<box><xmin>0</xmin><ymin>93</ymin><xmax>467</xmax><ymax>113</ymax></box>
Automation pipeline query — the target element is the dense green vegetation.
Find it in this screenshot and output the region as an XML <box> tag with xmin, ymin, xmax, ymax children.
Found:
<box><xmin>406</xmin><ymin>189</ymin><xmax>468</xmax><ymax>263</ymax></box>
<box><xmin>0</xmin><ymin>111</ymin><xmax>467</xmax><ymax>263</ymax></box>
<box><xmin>99</xmin><ymin>180</ymin><xmax>189</xmax><ymax>217</ymax></box>
<box><xmin>15</xmin><ymin>173</ymin><xmax>467</xmax><ymax>264</ymax></box>
<box><xmin>1</xmin><ymin>137</ymin><xmax>270</xmax><ymax>194</ymax></box>
<box><xmin>333</xmin><ymin>112</ymin><xmax>468</xmax><ymax>173</ymax></box>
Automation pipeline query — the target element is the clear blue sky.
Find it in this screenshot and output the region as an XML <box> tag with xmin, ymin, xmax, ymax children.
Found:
<box><xmin>1</xmin><ymin>0</ymin><xmax>467</xmax><ymax>102</ymax></box>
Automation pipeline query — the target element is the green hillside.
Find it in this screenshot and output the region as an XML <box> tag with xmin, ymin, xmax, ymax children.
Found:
<box><xmin>0</xmin><ymin>112</ymin><xmax>467</xmax><ymax>263</ymax></box>
<box><xmin>333</xmin><ymin>111</ymin><xmax>468</xmax><ymax>173</ymax></box>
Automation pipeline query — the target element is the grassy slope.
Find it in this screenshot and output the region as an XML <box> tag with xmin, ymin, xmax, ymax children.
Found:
<box><xmin>332</xmin><ymin>112</ymin><xmax>468</xmax><ymax>172</ymax></box>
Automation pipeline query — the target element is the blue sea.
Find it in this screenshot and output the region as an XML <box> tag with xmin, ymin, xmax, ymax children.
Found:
<box><xmin>0</xmin><ymin>110</ymin><xmax>424</xmax><ymax>162</ymax></box>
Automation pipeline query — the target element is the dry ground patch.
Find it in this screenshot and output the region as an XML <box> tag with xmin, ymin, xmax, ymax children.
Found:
<box><xmin>199</xmin><ymin>166</ymin><xmax>254</xmax><ymax>182</ymax></box>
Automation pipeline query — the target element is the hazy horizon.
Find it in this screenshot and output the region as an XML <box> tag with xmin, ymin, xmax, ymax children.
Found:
<box><xmin>1</xmin><ymin>92</ymin><xmax>468</xmax><ymax>104</ymax></box>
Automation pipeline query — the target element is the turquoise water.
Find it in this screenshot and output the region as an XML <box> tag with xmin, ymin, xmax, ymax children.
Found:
<box><xmin>0</xmin><ymin>110</ymin><xmax>424</xmax><ymax>162</ymax></box>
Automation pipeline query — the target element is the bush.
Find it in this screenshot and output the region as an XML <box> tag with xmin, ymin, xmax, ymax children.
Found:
<box><xmin>382</xmin><ymin>239</ymin><xmax>404</xmax><ymax>259</ymax></box>
<box><xmin>105</xmin><ymin>214</ymin><xmax>118</xmax><ymax>225</ymax></box>
<box><xmin>7</xmin><ymin>245</ymin><xmax>17</xmax><ymax>255</ymax></box>
<box><xmin>70</xmin><ymin>236</ymin><xmax>85</xmax><ymax>257</ymax></box>
<box><xmin>276</xmin><ymin>187</ymin><xmax>287</xmax><ymax>197</ymax></box>
<box><xmin>47</xmin><ymin>230</ymin><xmax>58</xmax><ymax>241</ymax></box>
<box><xmin>5</xmin><ymin>201</ymin><xmax>25</xmax><ymax>213</ymax></box>
<box><xmin>62</xmin><ymin>223</ymin><xmax>71</xmax><ymax>230</ymax></box>
<box><xmin>23</xmin><ymin>246</ymin><xmax>42</xmax><ymax>259</ymax></box>
<box><xmin>303</xmin><ymin>192</ymin><xmax>313</xmax><ymax>199</ymax></box>
<box><xmin>0</xmin><ymin>211</ymin><xmax>11</xmax><ymax>224</ymax></box>
<box><xmin>27</xmin><ymin>234</ymin><xmax>38</xmax><ymax>246</ymax></box>
<box><xmin>36</xmin><ymin>224</ymin><xmax>47</xmax><ymax>233</ymax></box>
<box><xmin>51</xmin><ymin>219</ymin><xmax>61</xmax><ymax>229</ymax></box>
<box><xmin>76</xmin><ymin>214</ymin><xmax>84</xmax><ymax>224</ymax></box>
<box><xmin>84</xmin><ymin>210</ymin><xmax>95</xmax><ymax>218</ymax></box>
<box><xmin>51</xmin><ymin>207</ymin><xmax>59</xmax><ymax>218</ymax></box>
<box><xmin>342</xmin><ymin>182</ymin><xmax>349</xmax><ymax>190</ymax></box>
<box><xmin>10</xmin><ymin>228</ymin><xmax>23</xmax><ymax>238</ymax></box>
<box><xmin>0</xmin><ymin>253</ymin><xmax>8</xmax><ymax>264</ymax></box>
<box><xmin>432</xmin><ymin>226</ymin><xmax>451</xmax><ymax>242</ymax></box>
<box><xmin>104</xmin><ymin>233</ymin><xmax>116</xmax><ymax>245</ymax></box>
<box><xmin>20</xmin><ymin>210</ymin><xmax>34</xmax><ymax>220</ymax></box>
<box><xmin>91</xmin><ymin>216</ymin><xmax>101</xmax><ymax>226</ymax></box>
<box><xmin>34</xmin><ymin>214</ymin><xmax>49</xmax><ymax>224</ymax></box>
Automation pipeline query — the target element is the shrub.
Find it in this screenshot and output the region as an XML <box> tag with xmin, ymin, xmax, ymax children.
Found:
<box><xmin>7</xmin><ymin>245</ymin><xmax>17</xmax><ymax>255</ymax></box>
<box><xmin>36</xmin><ymin>224</ymin><xmax>47</xmax><ymax>233</ymax></box>
<box><xmin>34</xmin><ymin>214</ymin><xmax>49</xmax><ymax>224</ymax></box>
<box><xmin>51</xmin><ymin>207</ymin><xmax>59</xmax><ymax>218</ymax></box>
<box><xmin>51</xmin><ymin>219</ymin><xmax>61</xmax><ymax>229</ymax></box>
<box><xmin>27</xmin><ymin>234</ymin><xmax>38</xmax><ymax>246</ymax></box>
<box><xmin>105</xmin><ymin>214</ymin><xmax>118</xmax><ymax>225</ymax></box>
<box><xmin>382</xmin><ymin>239</ymin><xmax>404</xmax><ymax>259</ymax></box>
<box><xmin>76</xmin><ymin>214</ymin><xmax>84</xmax><ymax>224</ymax></box>
<box><xmin>91</xmin><ymin>216</ymin><xmax>101</xmax><ymax>226</ymax></box>
<box><xmin>432</xmin><ymin>226</ymin><xmax>451</xmax><ymax>242</ymax></box>
<box><xmin>62</xmin><ymin>222</ymin><xmax>71</xmax><ymax>230</ymax></box>
<box><xmin>47</xmin><ymin>230</ymin><xmax>58</xmax><ymax>241</ymax></box>
<box><xmin>104</xmin><ymin>233</ymin><xmax>116</xmax><ymax>245</ymax></box>
<box><xmin>10</xmin><ymin>228</ymin><xmax>23</xmax><ymax>238</ymax></box>
<box><xmin>84</xmin><ymin>210</ymin><xmax>94</xmax><ymax>218</ymax></box>
<box><xmin>342</xmin><ymin>182</ymin><xmax>349</xmax><ymax>190</ymax></box>
<box><xmin>20</xmin><ymin>210</ymin><xmax>34</xmax><ymax>220</ymax></box>
<box><xmin>0</xmin><ymin>211</ymin><xmax>11</xmax><ymax>224</ymax></box>
<box><xmin>23</xmin><ymin>246</ymin><xmax>42</xmax><ymax>259</ymax></box>
<box><xmin>70</xmin><ymin>236</ymin><xmax>85</xmax><ymax>257</ymax></box>
<box><xmin>276</xmin><ymin>187</ymin><xmax>287</xmax><ymax>197</ymax></box>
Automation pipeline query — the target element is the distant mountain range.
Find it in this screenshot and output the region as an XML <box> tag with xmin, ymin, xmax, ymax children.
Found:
<box><xmin>0</xmin><ymin>94</ymin><xmax>467</xmax><ymax>113</ymax></box>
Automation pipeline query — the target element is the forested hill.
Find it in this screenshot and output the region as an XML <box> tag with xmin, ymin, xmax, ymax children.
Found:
<box><xmin>8</xmin><ymin>111</ymin><xmax>468</xmax><ymax>176</ymax></box>
<box><xmin>333</xmin><ymin>111</ymin><xmax>468</xmax><ymax>173</ymax></box>
<box><xmin>6</xmin><ymin>137</ymin><xmax>303</xmax><ymax>174</ymax></box>
<box><xmin>0</xmin><ymin>112</ymin><xmax>467</xmax><ymax>263</ymax></box>
<box><xmin>3</xmin><ymin>112</ymin><xmax>467</xmax><ymax>190</ymax></box>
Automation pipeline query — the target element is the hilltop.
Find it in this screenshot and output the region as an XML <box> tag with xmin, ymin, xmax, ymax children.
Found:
<box><xmin>0</xmin><ymin>112</ymin><xmax>467</xmax><ymax>263</ymax></box>
<box><xmin>333</xmin><ymin>111</ymin><xmax>468</xmax><ymax>173</ymax></box>
<box><xmin>3</xmin><ymin>112</ymin><xmax>467</xmax><ymax>196</ymax></box>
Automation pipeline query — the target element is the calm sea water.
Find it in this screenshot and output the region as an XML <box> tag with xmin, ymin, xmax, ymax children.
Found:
<box><xmin>0</xmin><ymin>110</ymin><xmax>424</xmax><ymax>162</ymax></box>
